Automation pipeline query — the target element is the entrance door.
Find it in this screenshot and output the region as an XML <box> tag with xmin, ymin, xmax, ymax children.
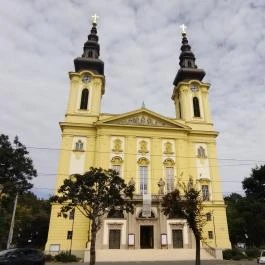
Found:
<box><xmin>109</xmin><ymin>229</ymin><xmax>121</xmax><ymax>249</ymax></box>
<box><xmin>140</xmin><ymin>226</ymin><xmax>154</xmax><ymax>249</ymax></box>
<box><xmin>172</xmin><ymin>229</ymin><xmax>183</xmax><ymax>248</ymax></box>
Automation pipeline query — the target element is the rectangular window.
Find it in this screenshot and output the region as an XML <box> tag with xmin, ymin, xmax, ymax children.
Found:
<box><xmin>165</xmin><ymin>167</ymin><xmax>174</xmax><ymax>193</ymax></box>
<box><xmin>202</xmin><ymin>185</ymin><xmax>209</xmax><ymax>201</ymax></box>
<box><xmin>112</xmin><ymin>165</ymin><xmax>121</xmax><ymax>177</ymax></box>
<box><xmin>206</xmin><ymin>212</ymin><xmax>211</xmax><ymax>221</ymax></box>
<box><xmin>208</xmin><ymin>231</ymin><xmax>213</xmax><ymax>239</ymax></box>
<box><xmin>140</xmin><ymin>166</ymin><xmax>148</xmax><ymax>194</ymax></box>
<box><xmin>67</xmin><ymin>231</ymin><xmax>73</xmax><ymax>240</ymax></box>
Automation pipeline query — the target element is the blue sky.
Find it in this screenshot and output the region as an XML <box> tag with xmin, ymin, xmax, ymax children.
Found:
<box><xmin>1</xmin><ymin>0</ymin><xmax>265</xmax><ymax>198</ymax></box>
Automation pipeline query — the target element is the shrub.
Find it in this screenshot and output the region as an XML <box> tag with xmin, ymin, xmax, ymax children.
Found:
<box><xmin>45</xmin><ymin>254</ymin><xmax>55</xmax><ymax>262</ymax></box>
<box><xmin>223</xmin><ymin>249</ymin><xmax>246</xmax><ymax>260</ymax></box>
<box><xmin>245</xmin><ymin>248</ymin><xmax>260</xmax><ymax>258</ymax></box>
<box><xmin>54</xmin><ymin>251</ymin><xmax>80</xmax><ymax>262</ymax></box>
<box><xmin>223</xmin><ymin>249</ymin><xmax>233</xmax><ymax>260</ymax></box>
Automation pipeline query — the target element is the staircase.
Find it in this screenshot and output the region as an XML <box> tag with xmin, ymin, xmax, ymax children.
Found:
<box><xmin>84</xmin><ymin>248</ymin><xmax>215</xmax><ymax>262</ymax></box>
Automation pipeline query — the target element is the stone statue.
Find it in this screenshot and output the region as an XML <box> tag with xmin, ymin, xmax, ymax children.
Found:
<box><xmin>188</xmin><ymin>176</ymin><xmax>193</xmax><ymax>190</ymax></box>
<box><xmin>128</xmin><ymin>177</ymin><xmax>135</xmax><ymax>187</ymax></box>
<box><xmin>158</xmin><ymin>178</ymin><xmax>165</xmax><ymax>195</ymax></box>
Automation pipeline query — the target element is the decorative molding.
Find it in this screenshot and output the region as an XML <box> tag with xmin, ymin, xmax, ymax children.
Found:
<box><xmin>112</xmin><ymin>138</ymin><xmax>123</xmax><ymax>153</ymax></box>
<box><xmin>108</xmin><ymin>114</ymin><xmax>175</xmax><ymax>128</ymax></box>
<box><xmin>111</xmin><ymin>156</ymin><xmax>123</xmax><ymax>165</ymax></box>
<box><xmin>163</xmin><ymin>158</ymin><xmax>175</xmax><ymax>166</ymax></box>
<box><xmin>138</xmin><ymin>140</ymin><xmax>149</xmax><ymax>154</ymax></box>
<box><xmin>137</xmin><ymin>157</ymin><xmax>150</xmax><ymax>166</ymax></box>
<box><xmin>163</xmin><ymin>142</ymin><xmax>174</xmax><ymax>154</ymax></box>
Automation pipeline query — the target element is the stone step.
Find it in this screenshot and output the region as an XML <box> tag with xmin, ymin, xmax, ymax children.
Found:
<box><xmin>85</xmin><ymin>248</ymin><xmax>215</xmax><ymax>262</ymax></box>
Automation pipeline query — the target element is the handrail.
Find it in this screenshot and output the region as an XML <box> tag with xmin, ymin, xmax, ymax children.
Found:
<box><xmin>202</xmin><ymin>242</ymin><xmax>216</xmax><ymax>258</ymax></box>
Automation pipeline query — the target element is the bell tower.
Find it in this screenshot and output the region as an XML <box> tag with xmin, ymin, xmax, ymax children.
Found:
<box><xmin>171</xmin><ymin>25</ymin><xmax>212</xmax><ymax>124</ymax></box>
<box><xmin>65</xmin><ymin>14</ymin><xmax>105</xmax><ymax>121</ymax></box>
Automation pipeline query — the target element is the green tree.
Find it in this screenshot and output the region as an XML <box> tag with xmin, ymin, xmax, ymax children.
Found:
<box><xmin>0</xmin><ymin>134</ymin><xmax>37</xmax><ymax>197</ymax></box>
<box><xmin>13</xmin><ymin>192</ymin><xmax>51</xmax><ymax>248</ymax></box>
<box><xmin>162</xmin><ymin>179</ymin><xmax>206</xmax><ymax>265</ymax></box>
<box><xmin>0</xmin><ymin>192</ymin><xmax>50</xmax><ymax>250</ymax></box>
<box><xmin>224</xmin><ymin>193</ymin><xmax>246</xmax><ymax>245</ymax></box>
<box><xmin>51</xmin><ymin>167</ymin><xmax>135</xmax><ymax>265</ymax></box>
<box><xmin>224</xmin><ymin>165</ymin><xmax>265</xmax><ymax>247</ymax></box>
<box><xmin>0</xmin><ymin>134</ymin><xmax>37</xmax><ymax>249</ymax></box>
<box><xmin>242</xmin><ymin>165</ymin><xmax>265</xmax><ymax>200</ymax></box>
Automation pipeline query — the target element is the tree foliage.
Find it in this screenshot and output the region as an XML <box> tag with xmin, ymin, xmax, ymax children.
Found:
<box><xmin>242</xmin><ymin>165</ymin><xmax>265</xmax><ymax>200</ymax></box>
<box><xmin>51</xmin><ymin>167</ymin><xmax>135</xmax><ymax>265</ymax></box>
<box><xmin>0</xmin><ymin>191</ymin><xmax>51</xmax><ymax>250</ymax></box>
<box><xmin>0</xmin><ymin>134</ymin><xmax>37</xmax><ymax>197</ymax></box>
<box><xmin>225</xmin><ymin>165</ymin><xmax>265</xmax><ymax>247</ymax></box>
<box><xmin>162</xmin><ymin>179</ymin><xmax>206</xmax><ymax>265</ymax></box>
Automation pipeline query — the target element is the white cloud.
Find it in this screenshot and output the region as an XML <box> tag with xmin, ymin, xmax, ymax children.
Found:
<box><xmin>1</xmin><ymin>0</ymin><xmax>264</xmax><ymax>198</ymax></box>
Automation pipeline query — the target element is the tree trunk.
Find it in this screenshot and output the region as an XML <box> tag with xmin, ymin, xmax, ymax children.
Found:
<box><xmin>90</xmin><ymin>220</ymin><xmax>97</xmax><ymax>265</ymax></box>
<box><xmin>195</xmin><ymin>236</ymin><xmax>201</xmax><ymax>265</ymax></box>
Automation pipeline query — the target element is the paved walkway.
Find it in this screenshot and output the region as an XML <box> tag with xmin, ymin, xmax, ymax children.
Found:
<box><xmin>48</xmin><ymin>260</ymin><xmax>257</xmax><ymax>265</ymax></box>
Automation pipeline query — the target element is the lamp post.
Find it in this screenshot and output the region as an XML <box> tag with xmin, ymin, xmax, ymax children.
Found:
<box><xmin>7</xmin><ymin>192</ymin><xmax>18</xmax><ymax>249</ymax></box>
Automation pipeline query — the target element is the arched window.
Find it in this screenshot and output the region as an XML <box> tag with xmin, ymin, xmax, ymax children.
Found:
<box><xmin>193</xmin><ymin>97</ymin><xmax>200</xmax><ymax>117</ymax></box>
<box><xmin>80</xmin><ymin>88</ymin><xmax>89</xmax><ymax>110</ymax></box>
<box><xmin>197</xmin><ymin>146</ymin><xmax>206</xmax><ymax>158</ymax></box>
<box><xmin>75</xmin><ymin>140</ymin><xmax>84</xmax><ymax>151</ymax></box>
<box><xmin>88</xmin><ymin>51</ymin><xmax>93</xmax><ymax>57</ymax></box>
<box><xmin>107</xmin><ymin>209</ymin><xmax>124</xmax><ymax>219</ymax></box>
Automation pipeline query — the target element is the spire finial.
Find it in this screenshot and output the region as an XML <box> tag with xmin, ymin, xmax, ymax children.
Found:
<box><xmin>92</xmin><ymin>14</ymin><xmax>99</xmax><ymax>25</ymax></box>
<box><xmin>180</xmin><ymin>24</ymin><xmax>187</xmax><ymax>35</ymax></box>
<box><xmin>141</xmin><ymin>101</ymin><xmax>145</xmax><ymax>108</ymax></box>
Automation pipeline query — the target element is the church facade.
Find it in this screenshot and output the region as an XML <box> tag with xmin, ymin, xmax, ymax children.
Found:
<box><xmin>45</xmin><ymin>19</ymin><xmax>231</xmax><ymax>259</ymax></box>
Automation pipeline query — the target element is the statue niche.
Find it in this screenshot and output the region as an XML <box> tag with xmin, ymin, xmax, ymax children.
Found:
<box><xmin>138</xmin><ymin>140</ymin><xmax>149</xmax><ymax>154</ymax></box>
<box><xmin>164</xmin><ymin>141</ymin><xmax>174</xmax><ymax>154</ymax></box>
<box><xmin>112</xmin><ymin>138</ymin><xmax>123</xmax><ymax>153</ymax></box>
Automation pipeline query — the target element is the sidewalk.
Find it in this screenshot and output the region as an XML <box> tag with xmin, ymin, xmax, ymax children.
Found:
<box><xmin>48</xmin><ymin>260</ymin><xmax>257</xmax><ymax>265</ymax></box>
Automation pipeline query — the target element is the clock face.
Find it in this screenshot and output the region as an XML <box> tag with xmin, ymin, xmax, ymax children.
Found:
<box><xmin>82</xmin><ymin>75</ymin><xmax>91</xmax><ymax>83</ymax></box>
<box><xmin>190</xmin><ymin>85</ymin><xmax>199</xmax><ymax>93</ymax></box>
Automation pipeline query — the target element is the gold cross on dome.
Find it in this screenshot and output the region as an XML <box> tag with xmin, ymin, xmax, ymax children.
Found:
<box><xmin>92</xmin><ymin>14</ymin><xmax>99</xmax><ymax>24</ymax></box>
<box><xmin>180</xmin><ymin>24</ymin><xmax>187</xmax><ymax>34</ymax></box>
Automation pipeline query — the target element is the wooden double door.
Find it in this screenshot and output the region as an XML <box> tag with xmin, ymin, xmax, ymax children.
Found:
<box><xmin>109</xmin><ymin>229</ymin><xmax>121</xmax><ymax>249</ymax></box>
<box><xmin>172</xmin><ymin>229</ymin><xmax>183</xmax><ymax>248</ymax></box>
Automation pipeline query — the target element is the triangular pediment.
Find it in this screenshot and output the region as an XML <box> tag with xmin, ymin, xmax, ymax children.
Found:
<box><xmin>97</xmin><ymin>108</ymin><xmax>190</xmax><ymax>130</ymax></box>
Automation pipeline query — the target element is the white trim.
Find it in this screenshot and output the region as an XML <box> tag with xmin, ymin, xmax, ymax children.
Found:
<box><xmin>103</xmin><ymin>220</ymin><xmax>127</xmax><ymax>246</ymax></box>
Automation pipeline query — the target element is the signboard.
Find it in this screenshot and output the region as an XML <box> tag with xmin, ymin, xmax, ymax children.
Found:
<box><xmin>161</xmin><ymin>234</ymin><xmax>167</xmax><ymax>246</ymax></box>
<box><xmin>128</xmin><ymin>234</ymin><xmax>135</xmax><ymax>246</ymax></box>
<box><xmin>49</xmin><ymin>244</ymin><xmax>60</xmax><ymax>252</ymax></box>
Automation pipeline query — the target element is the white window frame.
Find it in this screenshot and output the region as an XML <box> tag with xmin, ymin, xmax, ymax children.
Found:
<box><xmin>112</xmin><ymin>165</ymin><xmax>121</xmax><ymax>177</ymax></box>
<box><xmin>201</xmin><ymin>185</ymin><xmax>209</xmax><ymax>201</ymax></box>
<box><xmin>165</xmin><ymin>167</ymin><xmax>174</xmax><ymax>193</ymax></box>
<box><xmin>139</xmin><ymin>166</ymin><xmax>148</xmax><ymax>194</ymax></box>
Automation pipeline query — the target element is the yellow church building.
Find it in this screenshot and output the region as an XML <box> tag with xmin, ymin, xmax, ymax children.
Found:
<box><xmin>45</xmin><ymin>18</ymin><xmax>231</xmax><ymax>261</ymax></box>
